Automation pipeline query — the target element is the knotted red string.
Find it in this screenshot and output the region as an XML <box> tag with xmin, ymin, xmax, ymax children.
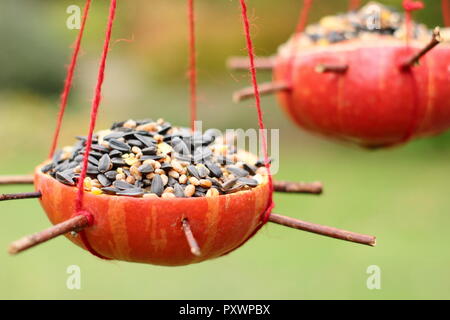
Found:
<box><xmin>443</xmin><ymin>0</ymin><xmax>450</xmax><ymax>27</ymax></box>
<box><xmin>296</xmin><ymin>0</ymin><xmax>313</xmax><ymax>33</ymax></box>
<box><xmin>48</xmin><ymin>0</ymin><xmax>92</xmax><ymax>159</ymax></box>
<box><xmin>188</xmin><ymin>0</ymin><xmax>197</xmax><ymax>131</ymax></box>
<box><xmin>403</xmin><ymin>0</ymin><xmax>425</xmax><ymax>45</ymax></box>
<box><xmin>349</xmin><ymin>0</ymin><xmax>361</xmax><ymax>11</ymax></box>
<box><xmin>74</xmin><ymin>0</ymin><xmax>117</xmax><ymax>260</ymax></box>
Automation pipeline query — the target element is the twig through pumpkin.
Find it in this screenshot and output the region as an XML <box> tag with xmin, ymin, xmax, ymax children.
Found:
<box><xmin>268</xmin><ymin>213</ymin><xmax>376</xmax><ymax>246</ymax></box>
<box><xmin>182</xmin><ymin>218</ymin><xmax>201</xmax><ymax>256</ymax></box>
<box><xmin>315</xmin><ymin>64</ymin><xmax>349</xmax><ymax>73</ymax></box>
<box><xmin>401</xmin><ymin>27</ymin><xmax>442</xmax><ymax>69</ymax></box>
<box><xmin>0</xmin><ymin>191</ymin><xmax>41</xmax><ymax>202</ymax></box>
<box><xmin>273</xmin><ymin>181</ymin><xmax>322</xmax><ymax>194</ymax></box>
<box><xmin>0</xmin><ymin>175</ymin><xmax>34</xmax><ymax>185</ymax></box>
<box><xmin>8</xmin><ymin>215</ymin><xmax>89</xmax><ymax>255</ymax></box>
<box><xmin>233</xmin><ymin>81</ymin><xmax>291</xmax><ymax>102</ymax></box>
<box><xmin>227</xmin><ymin>56</ymin><xmax>275</xmax><ymax>70</ymax></box>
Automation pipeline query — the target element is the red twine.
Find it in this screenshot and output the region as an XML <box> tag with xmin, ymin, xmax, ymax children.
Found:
<box><xmin>74</xmin><ymin>0</ymin><xmax>117</xmax><ymax>260</ymax></box>
<box><xmin>238</xmin><ymin>0</ymin><xmax>274</xmax><ymax>231</ymax></box>
<box><xmin>349</xmin><ymin>0</ymin><xmax>361</xmax><ymax>11</ymax></box>
<box><xmin>48</xmin><ymin>0</ymin><xmax>92</xmax><ymax>159</ymax></box>
<box><xmin>403</xmin><ymin>0</ymin><xmax>425</xmax><ymax>45</ymax></box>
<box><xmin>188</xmin><ymin>0</ymin><xmax>197</xmax><ymax>131</ymax></box>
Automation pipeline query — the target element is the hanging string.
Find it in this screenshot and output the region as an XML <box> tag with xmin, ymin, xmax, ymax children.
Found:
<box><xmin>74</xmin><ymin>0</ymin><xmax>117</xmax><ymax>260</ymax></box>
<box><xmin>48</xmin><ymin>0</ymin><xmax>92</xmax><ymax>159</ymax></box>
<box><xmin>442</xmin><ymin>0</ymin><xmax>450</xmax><ymax>27</ymax></box>
<box><xmin>403</xmin><ymin>0</ymin><xmax>425</xmax><ymax>45</ymax></box>
<box><xmin>188</xmin><ymin>0</ymin><xmax>197</xmax><ymax>131</ymax></box>
<box><xmin>295</xmin><ymin>0</ymin><xmax>313</xmax><ymax>33</ymax></box>
<box><xmin>238</xmin><ymin>0</ymin><xmax>274</xmax><ymax>222</ymax></box>
<box><xmin>221</xmin><ymin>0</ymin><xmax>275</xmax><ymax>257</ymax></box>
<box><xmin>349</xmin><ymin>0</ymin><xmax>361</xmax><ymax>11</ymax></box>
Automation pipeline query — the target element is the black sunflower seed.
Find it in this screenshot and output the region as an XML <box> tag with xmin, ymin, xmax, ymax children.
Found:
<box><xmin>97</xmin><ymin>174</ymin><xmax>112</xmax><ymax>187</ymax></box>
<box><xmin>193</xmin><ymin>147</ymin><xmax>212</xmax><ymax>162</ymax></box>
<box><xmin>243</xmin><ymin>163</ymin><xmax>257</xmax><ymax>175</ymax></box>
<box><xmin>141</xmin><ymin>146</ymin><xmax>157</xmax><ymax>155</ymax></box>
<box><xmin>55</xmin><ymin>160</ymin><xmax>69</xmax><ymax>172</ymax></box>
<box><xmin>207</xmin><ymin>177</ymin><xmax>222</xmax><ymax>189</ymax></box>
<box><xmin>174</xmin><ymin>184</ymin><xmax>185</xmax><ymax>198</ymax></box>
<box><xmin>227</xmin><ymin>166</ymin><xmax>249</xmax><ymax>178</ymax></box>
<box><xmin>127</xmin><ymin>139</ymin><xmax>144</xmax><ymax>148</ymax></box>
<box><xmin>136</xmin><ymin>119</ymin><xmax>153</xmax><ymax>126</ymax></box>
<box><xmin>194</xmin><ymin>190</ymin><xmax>206</xmax><ymax>197</ymax></box>
<box><xmin>98</xmin><ymin>154</ymin><xmax>112</xmax><ymax>173</ymax></box>
<box><xmin>104</xmin><ymin>170</ymin><xmax>118</xmax><ymax>180</ymax></box>
<box><xmin>225</xmin><ymin>183</ymin><xmax>246</xmax><ymax>194</ymax></box>
<box><xmin>88</xmin><ymin>156</ymin><xmax>99</xmax><ymax>166</ymax></box>
<box><xmin>187</xmin><ymin>165</ymin><xmax>200</xmax><ymax>179</ymax></box>
<box><xmin>87</xmin><ymin>164</ymin><xmax>99</xmax><ymax>174</ymax></box>
<box><xmin>168</xmin><ymin>176</ymin><xmax>178</xmax><ymax>187</ymax></box>
<box><xmin>102</xmin><ymin>187</ymin><xmax>119</xmax><ymax>195</ymax></box>
<box><xmin>109</xmin><ymin>139</ymin><xmax>131</xmax><ymax>152</ymax></box>
<box><xmin>104</xmin><ymin>131</ymin><xmax>125</xmax><ymax>140</ymax></box>
<box><xmin>138</xmin><ymin>163</ymin><xmax>154</xmax><ymax>174</ymax></box>
<box><xmin>171</xmin><ymin>137</ymin><xmax>190</xmax><ymax>156</ymax></box>
<box><xmin>113</xmin><ymin>180</ymin><xmax>135</xmax><ymax>190</ymax></box>
<box><xmin>134</xmin><ymin>134</ymin><xmax>156</xmax><ymax>147</ymax></box>
<box><xmin>205</xmin><ymin>162</ymin><xmax>222</xmax><ymax>178</ymax></box>
<box><xmin>134</xmin><ymin>181</ymin><xmax>144</xmax><ymax>188</ymax></box>
<box><xmin>150</xmin><ymin>174</ymin><xmax>164</xmax><ymax>196</ymax></box>
<box><xmin>91</xmin><ymin>144</ymin><xmax>109</xmax><ymax>153</ymax></box>
<box><xmin>222</xmin><ymin>178</ymin><xmax>238</xmax><ymax>190</ymax></box>
<box><xmin>216</xmin><ymin>155</ymin><xmax>234</xmax><ymax>165</ymax></box>
<box><xmin>110</xmin><ymin>121</ymin><xmax>125</xmax><ymax>130</ymax></box>
<box><xmin>41</xmin><ymin>163</ymin><xmax>54</xmax><ymax>173</ymax></box>
<box><xmin>174</xmin><ymin>153</ymin><xmax>193</xmax><ymax>163</ymax></box>
<box><xmin>196</xmin><ymin>165</ymin><xmax>210</xmax><ymax>178</ymax></box>
<box><xmin>109</xmin><ymin>149</ymin><xmax>122</xmax><ymax>158</ymax></box>
<box><xmin>158</xmin><ymin>123</ymin><xmax>172</xmax><ymax>135</ymax></box>
<box><xmin>238</xmin><ymin>177</ymin><xmax>258</xmax><ymax>187</ymax></box>
<box><xmin>116</xmin><ymin>188</ymin><xmax>144</xmax><ymax>197</ymax></box>
<box><xmin>255</xmin><ymin>158</ymin><xmax>272</xmax><ymax>167</ymax></box>
<box><xmin>140</xmin><ymin>155</ymin><xmax>164</xmax><ymax>161</ymax></box>
<box><xmin>111</xmin><ymin>157</ymin><xmax>126</xmax><ymax>166</ymax></box>
<box><xmin>74</xmin><ymin>154</ymin><xmax>84</xmax><ymax>163</ymax></box>
<box><xmin>160</xmin><ymin>162</ymin><xmax>172</xmax><ymax>171</ymax></box>
<box><xmin>56</xmin><ymin>171</ymin><xmax>75</xmax><ymax>186</ymax></box>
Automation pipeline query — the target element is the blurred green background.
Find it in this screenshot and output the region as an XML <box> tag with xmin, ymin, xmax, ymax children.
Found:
<box><xmin>1</xmin><ymin>0</ymin><xmax>449</xmax><ymax>299</ymax></box>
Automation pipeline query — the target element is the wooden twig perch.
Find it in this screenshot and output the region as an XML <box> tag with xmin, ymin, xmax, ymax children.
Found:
<box><xmin>233</xmin><ymin>82</ymin><xmax>291</xmax><ymax>102</ymax></box>
<box><xmin>315</xmin><ymin>64</ymin><xmax>349</xmax><ymax>73</ymax></box>
<box><xmin>269</xmin><ymin>213</ymin><xmax>376</xmax><ymax>247</ymax></box>
<box><xmin>401</xmin><ymin>27</ymin><xmax>442</xmax><ymax>69</ymax></box>
<box><xmin>182</xmin><ymin>218</ymin><xmax>201</xmax><ymax>256</ymax></box>
<box><xmin>273</xmin><ymin>181</ymin><xmax>322</xmax><ymax>194</ymax></box>
<box><xmin>8</xmin><ymin>215</ymin><xmax>90</xmax><ymax>255</ymax></box>
<box><xmin>0</xmin><ymin>191</ymin><xmax>41</xmax><ymax>201</ymax></box>
<box><xmin>0</xmin><ymin>175</ymin><xmax>34</xmax><ymax>185</ymax></box>
<box><xmin>227</xmin><ymin>56</ymin><xmax>275</xmax><ymax>71</ymax></box>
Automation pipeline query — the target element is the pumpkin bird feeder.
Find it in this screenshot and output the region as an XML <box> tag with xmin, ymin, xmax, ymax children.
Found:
<box><xmin>230</xmin><ymin>0</ymin><xmax>450</xmax><ymax>149</ymax></box>
<box><xmin>0</xmin><ymin>0</ymin><xmax>375</xmax><ymax>266</ymax></box>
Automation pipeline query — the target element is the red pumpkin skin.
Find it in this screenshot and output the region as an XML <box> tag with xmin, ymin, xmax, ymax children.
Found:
<box><xmin>274</xmin><ymin>38</ymin><xmax>450</xmax><ymax>148</ymax></box>
<box><xmin>34</xmin><ymin>165</ymin><xmax>270</xmax><ymax>266</ymax></box>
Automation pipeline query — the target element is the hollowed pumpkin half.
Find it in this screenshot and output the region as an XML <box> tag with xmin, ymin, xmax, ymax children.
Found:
<box><xmin>274</xmin><ymin>38</ymin><xmax>450</xmax><ymax>148</ymax></box>
<box><xmin>34</xmin><ymin>163</ymin><xmax>271</xmax><ymax>266</ymax></box>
